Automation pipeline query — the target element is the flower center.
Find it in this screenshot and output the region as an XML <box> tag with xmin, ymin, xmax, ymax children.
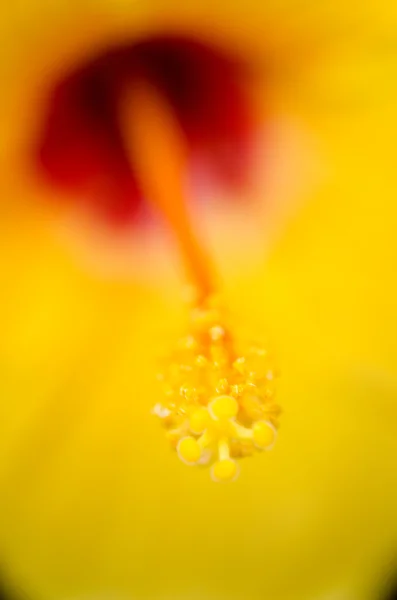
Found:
<box><xmin>34</xmin><ymin>34</ymin><xmax>254</xmax><ymax>226</ymax></box>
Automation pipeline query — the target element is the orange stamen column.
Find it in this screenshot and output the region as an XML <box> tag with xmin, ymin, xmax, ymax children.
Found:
<box><xmin>120</xmin><ymin>81</ymin><xmax>280</xmax><ymax>482</ymax></box>
<box><xmin>120</xmin><ymin>81</ymin><xmax>216</xmax><ymax>304</ymax></box>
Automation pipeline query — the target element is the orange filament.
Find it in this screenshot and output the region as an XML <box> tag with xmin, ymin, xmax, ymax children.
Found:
<box><xmin>120</xmin><ymin>81</ymin><xmax>215</xmax><ymax>303</ymax></box>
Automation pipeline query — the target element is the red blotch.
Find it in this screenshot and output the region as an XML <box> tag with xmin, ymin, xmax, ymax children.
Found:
<box><xmin>36</xmin><ymin>35</ymin><xmax>254</xmax><ymax>226</ymax></box>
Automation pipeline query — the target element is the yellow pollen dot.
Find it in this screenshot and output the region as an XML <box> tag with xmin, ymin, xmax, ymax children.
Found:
<box><xmin>177</xmin><ymin>436</ymin><xmax>202</xmax><ymax>465</ymax></box>
<box><xmin>209</xmin><ymin>395</ymin><xmax>239</xmax><ymax>420</ymax></box>
<box><xmin>253</xmin><ymin>421</ymin><xmax>276</xmax><ymax>449</ymax></box>
<box><xmin>189</xmin><ymin>407</ymin><xmax>209</xmax><ymax>434</ymax></box>
<box><xmin>211</xmin><ymin>459</ymin><xmax>238</xmax><ymax>482</ymax></box>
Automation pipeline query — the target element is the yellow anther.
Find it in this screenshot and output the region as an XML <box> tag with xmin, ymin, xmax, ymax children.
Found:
<box><xmin>211</xmin><ymin>459</ymin><xmax>238</xmax><ymax>482</ymax></box>
<box><xmin>209</xmin><ymin>395</ymin><xmax>238</xmax><ymax>420</ymax></box>
<box><xmin>154</xmin><ymin>298</ymin><xmax>281</xmax><ymax>481</ymax></box>
<box><xmin>177</xmin><ymin>436</ymin><xmax>202</xmax><ymax>464</ymax></box>
<box><xmin>253</xmin><ymin>421</ymin><xmax>276</xmax><ymax>449</ymax></box>
<box><xmin>189</xmin><ymin>407</ymin><xmax>209</xmax><ymax>434</ymax></box>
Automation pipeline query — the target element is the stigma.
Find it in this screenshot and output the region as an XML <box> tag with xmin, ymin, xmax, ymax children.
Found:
<box><xmin>154</xmin><ymin>296</ymin><xmax>281</xmax><ymax>481</ymax></box>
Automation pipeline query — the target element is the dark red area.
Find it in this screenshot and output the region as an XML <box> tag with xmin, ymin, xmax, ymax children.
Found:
<box><xmin>36</xmin><ymin>35</ymin><xmax>254</xmax><ymax>225</ymax></box>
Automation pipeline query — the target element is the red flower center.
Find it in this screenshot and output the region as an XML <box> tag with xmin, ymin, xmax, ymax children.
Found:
<box><xmin>35</xmin><ymin>34</ymin><xmax>255</xmax><ymax>226</ymax></box>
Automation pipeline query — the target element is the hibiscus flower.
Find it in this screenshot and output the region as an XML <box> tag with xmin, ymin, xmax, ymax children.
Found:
<box><xmin>1</xmin><ymin>1</ymin><xmax>397</xmax><ymax>599</ymax></box>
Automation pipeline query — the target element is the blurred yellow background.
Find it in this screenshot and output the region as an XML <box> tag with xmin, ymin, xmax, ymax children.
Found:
<box><xmin>1</xmin><ymin>1</ymin><xmax>397</xmax><ymax>599</ymax></box>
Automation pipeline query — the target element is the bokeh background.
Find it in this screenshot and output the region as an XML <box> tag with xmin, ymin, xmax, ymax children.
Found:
<box><xmin>1</xmin><ymin>0</ymin><xmax>397</xmax><ymax>599</ymax></box>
